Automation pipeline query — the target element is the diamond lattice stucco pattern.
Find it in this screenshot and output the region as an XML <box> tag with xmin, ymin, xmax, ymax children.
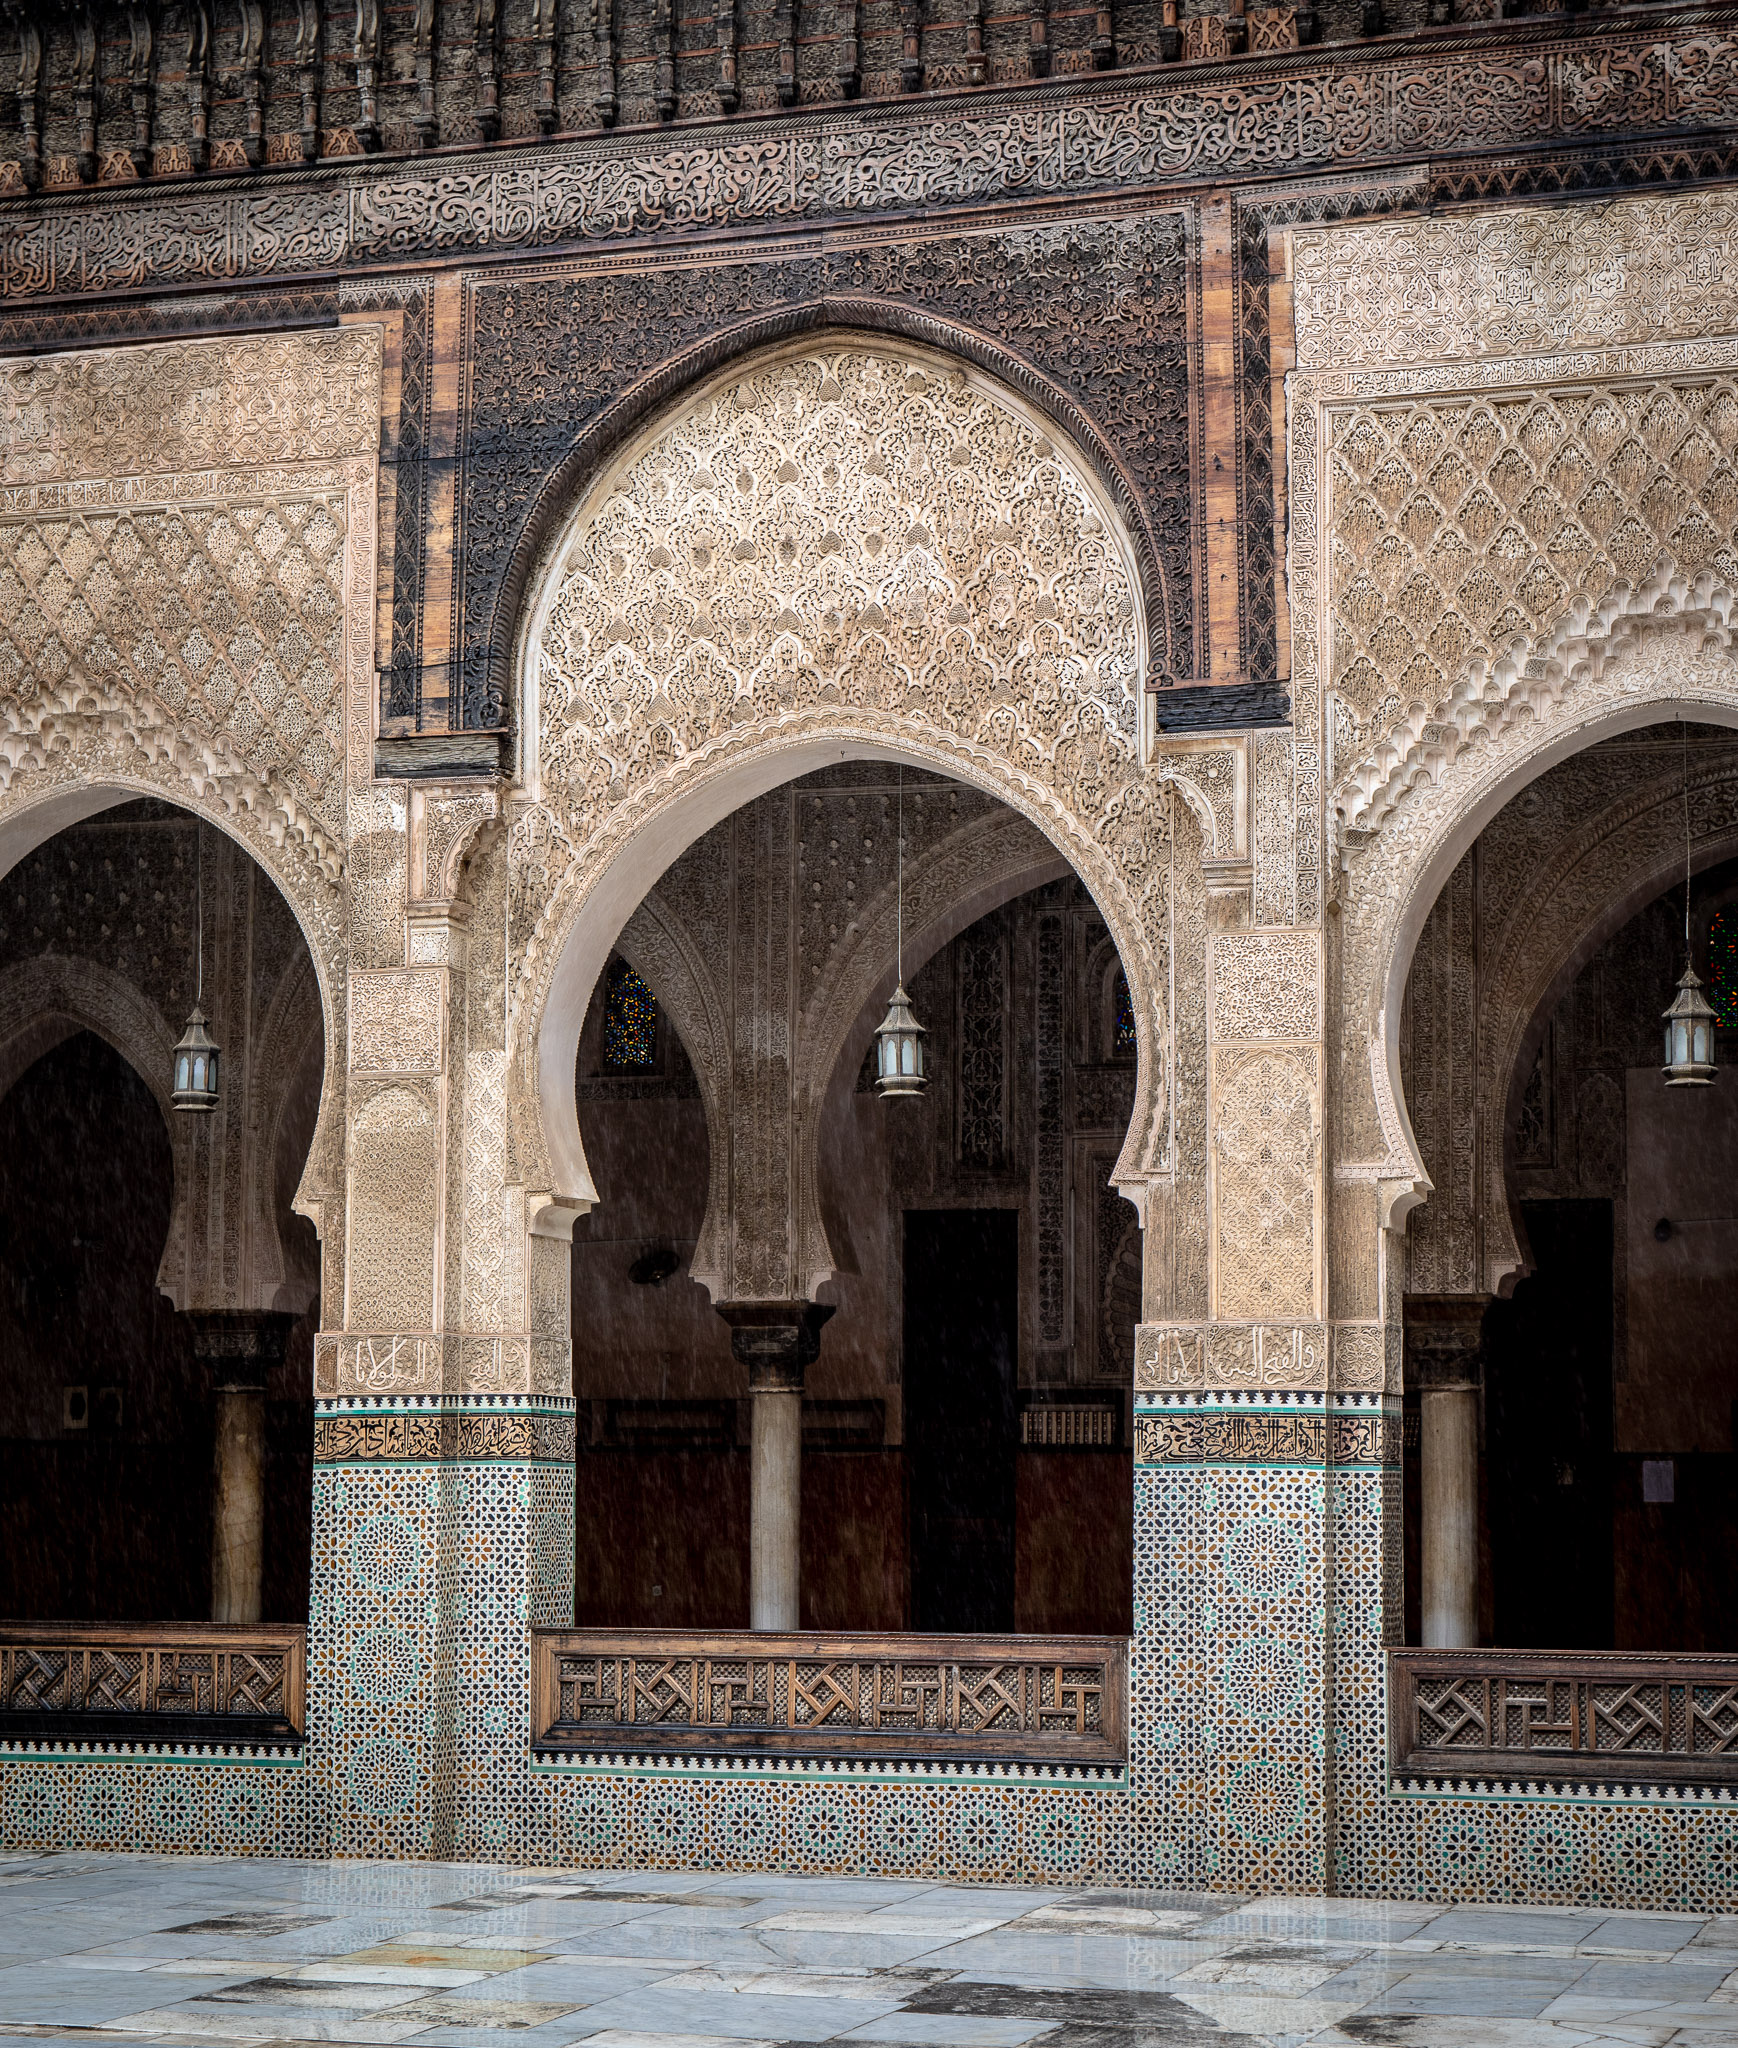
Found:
<box><xmin>1328</xmin><ymin>377</ymin><xmax>1738</xmax><ymax>787</ymax></box>
<box><xmin>0</xmin><ymin>496</ymin><xmax>349</xmax><ymax>833</ymax></box>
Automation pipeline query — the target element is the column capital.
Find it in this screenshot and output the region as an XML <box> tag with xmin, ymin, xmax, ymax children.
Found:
<box><xmin>1403</xmin><ymin>1293</ymin><xmax>1488</xmax><ymax>1393</ymax></box>
<box><xmin>185</xmin><ymin>1309</ymin><xmax>298</xmax><ymax>1392</ymax></box>
<box><xmin>717</xmin><ymin>1300</ymin><xmax>835</xmax><ymax>1387</ymax></box>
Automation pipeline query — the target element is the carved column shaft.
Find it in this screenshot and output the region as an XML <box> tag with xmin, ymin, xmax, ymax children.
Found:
<box><xmin>1406</xmin><ymin>1294</ymin><xmax>1487</xmax><ymax>1649</ymax></box>
<box><xmin>294</xmin><ymin>0</ymin><xmax>322</xmax><ymax>158</ymax></box>
<box><xmin>750</xmin><ymin>1364</ymin><xmax>801</xmax><ymax>1630</ymax></box>
<box><xmin>532</xmin><ymin>0</ymin><xmax>558</xmax><ymax>130</ymax></box>
<box><xmin>189</xmin><ymin>1312</ymin><xmax>295</xmax><ymax>1626</ymax></box>
<box><xmin>72</xmin><ymin>11</ymin><xmax>95</xmax><ymax>183</ymax></box>
<box><xmin>723</xmin><ymin>1305</ymin><xmax>831</xmax><ymax>1630</ymax></box>
<box><xmin>835</xmin><ymin>0</ymin><xmax>859</xmax><ymax>95</ymax></box>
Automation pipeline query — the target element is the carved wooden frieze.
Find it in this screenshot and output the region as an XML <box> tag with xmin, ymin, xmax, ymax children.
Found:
<box><xmin>532</xmin><ymin>1627</ymin><xmax>1127</xmax><ymax>1768</ymax></box>
<box><xmin>1</xmin><ymin>19</ymin><xmax>1733</xmax><ymax>301</ymax></box>
<box><xmin>312</xmin><ymin>1405</ymin><xmax>578</xmax><ymax>1460</ymax></box>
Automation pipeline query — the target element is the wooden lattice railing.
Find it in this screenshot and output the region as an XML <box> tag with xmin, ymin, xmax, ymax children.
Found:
<box><xmin>532</xmin><ymin>1629</ymin><xmax>1127</xmax><ymax>1768</ymax></box>
<box><xmin>0</xmin><ymin>1623</ymin><xmax>306</xmax><ymax>1748</ymax></box>
<box><xmin>1390</xmin><ymin>1648</ymin><xmax>1738</xmax><ymax>1786</ymax></box>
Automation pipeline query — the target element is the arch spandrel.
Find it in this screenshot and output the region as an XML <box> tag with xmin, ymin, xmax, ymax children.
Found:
<box><xmin>0</xmin><ymin>323</ymin><xmax>388</xmax><ymax>1323</ymax></box>
<box><xmin>513</xmin><ymin>333</ymin><xmax>1186</xmax><ymax>1239</ymax></box>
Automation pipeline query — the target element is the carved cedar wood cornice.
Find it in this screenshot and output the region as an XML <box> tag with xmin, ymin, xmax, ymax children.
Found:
<box><xmin>0</xmin><ymin>8</ymin><xmax>1735</xmax><ymax>302</ymax></box>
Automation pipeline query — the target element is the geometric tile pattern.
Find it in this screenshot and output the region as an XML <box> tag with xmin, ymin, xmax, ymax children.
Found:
<box><xmin>9</xmin><ymin>1380</ymin><xmax>1738</xmax><ymax>1903</ymax></box>
<box><xmin>0</xmin><ymin>1751</ymin><xmax>311</xmax><ymax>1857</ymax></box>
<box><xmin>308</xmin><ymin>1393</ymin><xmax>578</xmax><ymax>1862</ymax></box>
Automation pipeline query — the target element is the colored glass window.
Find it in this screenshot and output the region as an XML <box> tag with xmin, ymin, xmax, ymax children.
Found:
<box><xmin>1711</xmin><ymin>906</ymin><xmax>1738</xmax><ymax>1028</ymax></box>
<box><xmin>1113</xmin><ymin>970</ymin><xmax>1137</xmax><ymax>1056</ymax></box>
<box><xmin>603</xmin><ymin>958</ymin><xmax>658</xmax><ymax>1070</ymax></box>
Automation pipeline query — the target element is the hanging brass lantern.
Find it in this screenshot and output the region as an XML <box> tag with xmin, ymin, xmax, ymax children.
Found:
<box><xmin>172</xmin><ymin>1004</ymin><xmax>221</xmax><ymax>1111</ymax></box>
<box><xmin>173</xmin><ymin>819</ymin><xmax>221</xmax><ymax>1112</ymax></box>
<box><xmin>1663</xmin><ymin>723</ymin><xmax>1716</xmax><ymax>1089</ymax></box>
<box><xmin>874</xmin><ymin>982</ymin><xmax>927</xmax><ymax>1097</ymax></box>
<box><xmin>875</xmin><ymin>766</ymin><xmax>927</xmax><ymax>1100</ymax></box>
<box><xmin>1663</xmin><ymin>965</ymin><xmax>1717</xmax><ymax>1088</ymax></box>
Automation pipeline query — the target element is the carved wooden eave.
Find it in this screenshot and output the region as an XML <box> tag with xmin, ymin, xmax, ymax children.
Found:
<box><xmin>0</xmin><ymin>5</ymin><xmax>1732</xmax><ymax>303</ymax></box>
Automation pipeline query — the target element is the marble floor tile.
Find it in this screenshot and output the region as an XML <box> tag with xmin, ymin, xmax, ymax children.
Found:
<box><xmin>9</xmin><ymin>1856</ymin><xmax>1738</xmax><ymax>2047</ymax></box>
<box><xmin>832</xmin><ymin>2014</ymin><xmax>1057</xmax><ymax>2045</ymax></box>
<box><xmin>578</xmin><ymin>2033</ymin><xmax>779</xmax><ymax>2048</ymax></box>
<box><xmin>1582</xmin><ymin>1917</ymin><xmax>1713</xmax><ymax>1955</ymax></box>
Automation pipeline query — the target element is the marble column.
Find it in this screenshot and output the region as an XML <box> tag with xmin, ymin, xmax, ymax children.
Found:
<box><xmin>1404</xmin><ymin>1295</ymin><xmax>1487</xmax><ymax>1650</ymax></box>
<box><xmin>187</xmin><ymin>1312</ymin><xmax>295</xmax><ymax>1625</ymax></box>
<box><xmin>719</xmin><ymin>1304</ymin><xmax>833</xmax><ymax>1630</ymax></box>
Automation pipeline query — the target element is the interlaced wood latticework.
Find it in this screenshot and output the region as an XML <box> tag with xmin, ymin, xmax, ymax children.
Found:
<box><xmin>0</xmin><ymin>1624</ymin><xmax>306</xmax><ymax>1747</ymax></box>
<box><xmin>1391</xmin><ymin>1649</ymin><xmax>1738</xmax><ymax>1788</ymax></box>
<box><xmin>532</xmin><ymin>1629</ymin><xmax>1125</xmax><ymax>1766</ymax></box>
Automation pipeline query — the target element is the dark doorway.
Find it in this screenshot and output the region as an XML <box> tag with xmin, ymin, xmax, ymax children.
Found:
<box><xmin>0</xmin><ymin>1032</ymin><xmax>206</xmax><ymax>1619</ymax></box>
<box><xmin>1483</xmin><ymin>1198</ymin><xmax>1615</xmax><ymax>1649</ymax></box>
<box><xmin>904</xmin><ymin>1207</ymin><xmax>1018</xmax><ymax>1632</ymax></box>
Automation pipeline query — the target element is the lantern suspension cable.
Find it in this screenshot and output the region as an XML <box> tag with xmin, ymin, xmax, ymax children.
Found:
<box><xmin>874</xmin><ymin>763</ymin><xmax>927</xmax><ymax>1099</ymax></box>
<box><xmin>1664</xmin><ymin>716</ymin><xmax>1717</xmax><ymax>1088</ymax></box>
<box><xmin>172</xmin><ymin>815</ymin><xmax>222</xmax><ymax>1113</ymax></box>
<box><xmin>897</xmin><ymin>768</ymin><xmax>903</xmax><ymax>982</ymax></box>
<box><xmin>1685</xmin><ymin>719</ymin><xmax>1693</xmax><ymax>958</ymax></box>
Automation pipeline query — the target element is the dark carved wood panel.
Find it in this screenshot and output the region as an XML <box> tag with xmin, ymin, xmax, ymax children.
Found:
<box><xmin>531</xmin><ymin>1626</ymin><xmax>1127</xmax><ymax>1764</ymax></box>
<box><xmin>1391</xmin><ymin>1648</ymin><xmax>1738</xmax><ymax>1788</ymax></box>
<box><xmin>0</xmin><ymin>1622</ymin><xmax>306</xmax><ymax>1749</ymax></box>
<box><xmin>456</xmin><ymin>219</ymin><xmax>1192</xmax><ymax>726</ymax></box>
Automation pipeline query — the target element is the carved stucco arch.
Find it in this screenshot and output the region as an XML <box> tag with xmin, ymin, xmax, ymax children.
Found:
<box><xmin>1338</xmin><ymin>562</ymin><xmax>1738</xmax><ymax>1239</ymax></box>
<box><xmin>512</xmin><ymin>330</ymin><xmax>1189</xmax><ymax>1251</ymax></box>
<box><xmin>0</xmin><ymin>775</ymin><xmax>347</xmax><ymax>1264</ymax></box>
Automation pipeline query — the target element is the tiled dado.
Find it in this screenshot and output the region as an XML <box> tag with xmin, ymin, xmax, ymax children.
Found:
<box><xmin>13</xmin><ymin>1377</ymin><xmax>1738</xmax><ymax>1900</ymax></box>
<box><xmin>309</xmin><ymin>1393</ymin><xmax>577</xmax><ymax>1860</ymax></box>
<box><xmin>0</xmin><ymin>1750</ymin><xmax>314</xmax><ymax>1857</ymax></box>
<box><xmin>1131</xmin><ymin>1391</ymin><xmax>1395</xmax><ymax>1894</ymax></box>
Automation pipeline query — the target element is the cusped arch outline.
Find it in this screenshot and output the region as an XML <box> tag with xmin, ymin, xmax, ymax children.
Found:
<box><xmin>0</xmin><ymin>776</ymin><xmax>347</xmax><ymax>1263</ymax></box>
<box><xmin>618</xmin><ymin>796</ymin><xmax>1070</xmax><ymax>1303</ymax></box>
<box><xmin>512</xmin><ymin>328</ymin><xmax>1189</xmax><ymax>1244</ymax></box>
<box><xmin>485</xmin><ymin>296</ymin><xmax>1177</xmax><ymax>730</ymax></box>
<box><xmin>0</xmin><ymin>954</ymin><xmax>191</xmax><ymax>1306</ymax></box>
<box><xmin>1339</xmin><ymin>561</ymin><xmax>1738</xmax><ymax>1236</ymax></box>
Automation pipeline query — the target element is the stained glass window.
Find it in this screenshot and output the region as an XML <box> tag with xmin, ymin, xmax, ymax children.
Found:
<box><xmin>603</xmin><ymin>958</ymin><xmax>658</xmax><ymax>1070</ymax></box>
<box><xmin>1113</xmin><ymin>969</ymin><xmax>1137</xmax><ymax>1056</ymax></box>
<box><xmin>1711</xmin><ymin>906</ymin><xmax>1738</xmax><ymax>1028</ymax></box>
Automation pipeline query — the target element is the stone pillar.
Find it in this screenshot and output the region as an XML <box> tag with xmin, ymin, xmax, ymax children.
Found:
<box><xmin>187</xmin><ymin>1312</ymin><xmax>295</xmax><ymax>1625</ymax></box>
<box><xmin>1405</xmin><ymin>1295</ymin><xmax>1487</xmax><ymax>1649</ymax></box>
<box><xmin>719</xmin><ymin>1304</ymin><xmax>832</xmax><ymax>1630</ymax></box>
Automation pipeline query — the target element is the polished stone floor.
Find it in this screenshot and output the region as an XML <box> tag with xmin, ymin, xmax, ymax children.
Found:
<box><xmin>2</xmin><ymin>1853</ymin><xmax>1737</xmax><ymax>2048</ymax></box>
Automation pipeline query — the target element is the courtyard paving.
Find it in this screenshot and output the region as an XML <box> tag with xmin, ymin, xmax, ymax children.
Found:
<box><xmin>1</xmin><ymin>1853</ymin><xmax>1736</xmax><ymax>2047</ymax></box>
